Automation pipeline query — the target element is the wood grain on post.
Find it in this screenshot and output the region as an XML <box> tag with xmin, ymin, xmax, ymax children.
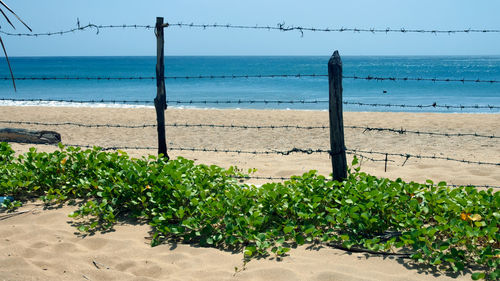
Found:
<box><xmin>154</xmin><ymin>17</ymin><xmax>169</xmax><ymax>159</ymax></box>
<box><xmin>328</xmin><ymin>51</ymin><xmax>347</xmax><ymax>181</ymax></box>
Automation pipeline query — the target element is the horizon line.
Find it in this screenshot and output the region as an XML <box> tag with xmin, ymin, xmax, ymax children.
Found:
<box><xmin>4</xmin><ymin>54</ymin><xmax>500</xmax><ymax>58</ymax></box>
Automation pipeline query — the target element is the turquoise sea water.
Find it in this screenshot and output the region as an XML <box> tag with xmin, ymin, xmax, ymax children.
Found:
<box><xmin>0</xmin><ymin>56</ymin><xmax>499</xmax><ymax>113</ymax></box>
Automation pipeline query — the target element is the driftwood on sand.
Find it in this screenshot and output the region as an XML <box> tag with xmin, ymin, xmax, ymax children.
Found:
<box><xmin>0</xmin><ymin>128</ymin><xmax>61</xmax><ymax>144</ymax></box>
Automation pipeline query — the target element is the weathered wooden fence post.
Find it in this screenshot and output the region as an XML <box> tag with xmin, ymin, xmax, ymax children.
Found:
<box><xmin>154</xmin><ymin>17</ymin><xmax>169</xmax><ymax>159</ymax></box>
<box><xmin>328</xmin><ymin>51</ymin><xmax>347</xmax><ymax>181</ymax></box>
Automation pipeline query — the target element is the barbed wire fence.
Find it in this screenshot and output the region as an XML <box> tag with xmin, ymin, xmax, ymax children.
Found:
<box><xmin>0</xmin><ymin>120</ymin><xmax>498</xmax><ymax>139</ymax></box>
<box><xmin>1</xmin><ymin>18</ymin><xmax>499</xmax><ymax>187</ymax></box>
<box><xmin>6</xmin><ymin>142</ymin><xmax>498</xmax><ymax>189</ymax></box>
<box><xmin>2</xmin><ymin>98</ymin><xmax>499</xmax><ymax>187</ymax></box>
<box><xmin>2</xmin><ymin>21</ymin><xmax>500</xmax><ymax>37</ymax></box>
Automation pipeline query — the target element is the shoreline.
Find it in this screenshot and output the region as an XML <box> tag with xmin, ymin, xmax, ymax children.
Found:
<box><xmin>1</xmin><ymin>106</ymin><xmax>498</xmax><ymax>187</ymax></box>
<box><xmin>1</xmin><ymin>102</ymin><xmax>499</xmax><ymax>114</ymax></box>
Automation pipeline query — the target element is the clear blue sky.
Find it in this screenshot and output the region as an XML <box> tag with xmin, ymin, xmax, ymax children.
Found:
<box><xmin>2</xmin><ymin>0</ymin><xmax>500</xmax><ymax>56</ymax></box>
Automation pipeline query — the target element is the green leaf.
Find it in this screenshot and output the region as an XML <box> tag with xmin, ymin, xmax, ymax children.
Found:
<box><xmin>361</xmin><ymin>212</ymin><xmax>369</xmax><ymax>221</ymax></box>
<box><xmin>244</xmin><ymin>246</ymin><xmax>256</xmax><ymax>257</ymax></box>
<box><xmin>283</xmin><ymin>226</ymin><xmax>294</xmax><ymax>234</ymax></box>
<box><xmin>295</xmin><ymin>235</ymin><xmax>305</xmax><ymax>245</ymax></box>
<box><xmin>471</xmin><ymin>272</ymin><xmax>485</xmax><ymax>280</ymax></box>
<box><xmin>439</xmin><ymin>242</ymin><xmax>450</xmax><ymax>251</ymax></box>
<box><xmin>304</xmin><ymin>226</ymin><xmax>315</xmax><ymax>234</ymax></box>
<box><xmin>78</xmin><ymin>225</ymin><xmax>89</xmax><ymax>232</ymax></box>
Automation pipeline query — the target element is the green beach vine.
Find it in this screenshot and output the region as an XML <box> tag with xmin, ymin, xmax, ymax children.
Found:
<box><xmin>0</xmin><ymin>142</ymin><xmax>498</xmax><ymax>280</ymax></box>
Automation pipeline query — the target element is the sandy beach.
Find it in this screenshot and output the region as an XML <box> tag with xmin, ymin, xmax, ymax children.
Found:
<box><xmin>1</xmin><ymin>106</ymin><xmax>499</xmax><ymax>280</ymax></box>
<box><xmin>0</xmin><ymin>203</ymin><xmax>476</xmax><ymax>281</ymax></box>
<box><xmin>1</xmin><ymin>106</ymin><xmax>499</xmax><ymax>186</ymax></box>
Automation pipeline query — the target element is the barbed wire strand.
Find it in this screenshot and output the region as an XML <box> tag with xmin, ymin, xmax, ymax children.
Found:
<box><xmin>2</xmin><ymin>98</ymin><xmax>498</xmax><ymax>110</ymax></box>
<box><xmin>2</xmin><ymin>74</ymin><xmax>500</xmax><ymax>83</ymax></box>
<box><xmin>61</xmin><ymin>143</ymin><xmax>389</xmax><ymax>163</ymax></box>
<box><xmin>1</xmin><ymin>120</ymin><xmax>497</xmax><ymax>139</ymax></box>
<box><xmin>237</xmin><ymin>175</ymin><xmax>500</xmax><ymax>189</ymax></box>
<box><xmin>345</xmin><ymin>75</ymin><xmax>500</xmax><ymax>84</ymax></box>
<box><xmin>0</xmin><ymin>98</ymin><xmax>154</xmax><ymax>104</ymax></box>
<box><xmin>11</xmin><ymin>142</ymin><xmax>497</xmax><ymax>188</ymax></box>
<box><xmin>348</xmin><ymin>148</ymin><xmax>500</xmax><ymax>167</ymax></box>
<box><xmin>3</xmin><ymin>22</ymin><xmax>500</xmax><ymax>37</ymax></box>
<box><xmin>353</xmin><ymin>125</ymin><xmax>499</xmax><ymax>139</ymax></box>
<box><xmin>54</xmin><ymin>144</ymin><xmax>500</xmax><ymax>166</ymax></box>
<box><xmin>448</xmin><ymin>184</ymin><xmax>500</xmax><ymax>189</ymax></box>
<box><xmin>0</xmin><ymin>24</ymin><xmax>154</xmax><ymax>37</ymax></box>
<box><xmin>167</xmin><ymin>22</ymin><xmax>500</xmax><ymax>35</ymax></box>
<box><xmin>1</xmin><ymin>76</ymin><xmax>155</xmax><ymax>81</ymax></box>
<box><xmin>1</xmin><ymin>97</ymin><xmax>327</xmax><ymax>105</ymax></box>
<box><xmin>343</xmin><ymin>101</ymin><xmax>500</xmax><ymax>109</ymax></box>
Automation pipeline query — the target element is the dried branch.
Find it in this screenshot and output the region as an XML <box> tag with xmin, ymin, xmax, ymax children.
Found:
<box><xmin>0</xmin><ymin>0</ymin><xmax>32</xmax><ymax>31</ymax></box>
<box><xmin>0</xmin><ymin>0</ymin><xmax>31</xmax><ymax>91</ymax></box>
<box><xmin>0</xmin><ymin>36</ymin><xmax>15</xmax><ymax>90</ymax></box>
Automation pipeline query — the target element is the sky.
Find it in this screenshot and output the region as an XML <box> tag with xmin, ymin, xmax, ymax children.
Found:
<box><xmin>1</xmin><ymin>0</ymin><xmax>500</xmax><ymax>57</ymax></box>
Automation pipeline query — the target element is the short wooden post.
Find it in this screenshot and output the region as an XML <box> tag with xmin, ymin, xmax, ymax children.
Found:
<box><xmin>328</xmin><ymin>51</ymin><xmax>347</xmax><ymax>181</ymax></box>
<box><xmin>154</xmin><ymin>17</ymin><xmax>169</xmax><ymax>159</ymax></box>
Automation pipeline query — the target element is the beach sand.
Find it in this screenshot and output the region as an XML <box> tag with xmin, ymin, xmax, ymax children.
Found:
<box><xmin>0</xmin><ymin>203</ymin><xmax>475</xmax><ymax>281</ymax></box>
<box><xmin>1</xmin><ymin>106</ymin><xmax>499</xmax><ymax>186</ymax></box>
<box><xmin>1</xmin><ymin>106</ymin><xmax>499</xmax><ymax>280</ymax></box>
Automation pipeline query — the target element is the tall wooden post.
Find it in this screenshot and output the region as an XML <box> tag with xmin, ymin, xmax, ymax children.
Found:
<box><xmin>155</xmin><ymin>17</ymin><xmax>169</xmax><ymax>159</ymax></box>
<box><xmin>328</xmin><ymin>51</ymin><xmax>347</xmax><ymax>181</ymax></box>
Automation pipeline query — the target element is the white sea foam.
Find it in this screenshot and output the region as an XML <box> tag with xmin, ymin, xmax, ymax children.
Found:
<box><xmin>0</xmin><ymin>100</ymin><xmax>224</xmax><ymax>110</ymax></box>
<box><xmin>0</xmin><ymin>100</ymin><xmax>495</xmax><ymax>114</ymax></box>
<box><xmin>0</xmin><ymin>100</ymin><xmax>154</xmax><ymax>109</ymax></box>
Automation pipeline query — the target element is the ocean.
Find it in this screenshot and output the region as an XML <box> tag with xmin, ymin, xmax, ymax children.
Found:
<box><xmin>0</xmin><ymin>56</ymin><xmax>499</xmax><ymax>113</ymax></box>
